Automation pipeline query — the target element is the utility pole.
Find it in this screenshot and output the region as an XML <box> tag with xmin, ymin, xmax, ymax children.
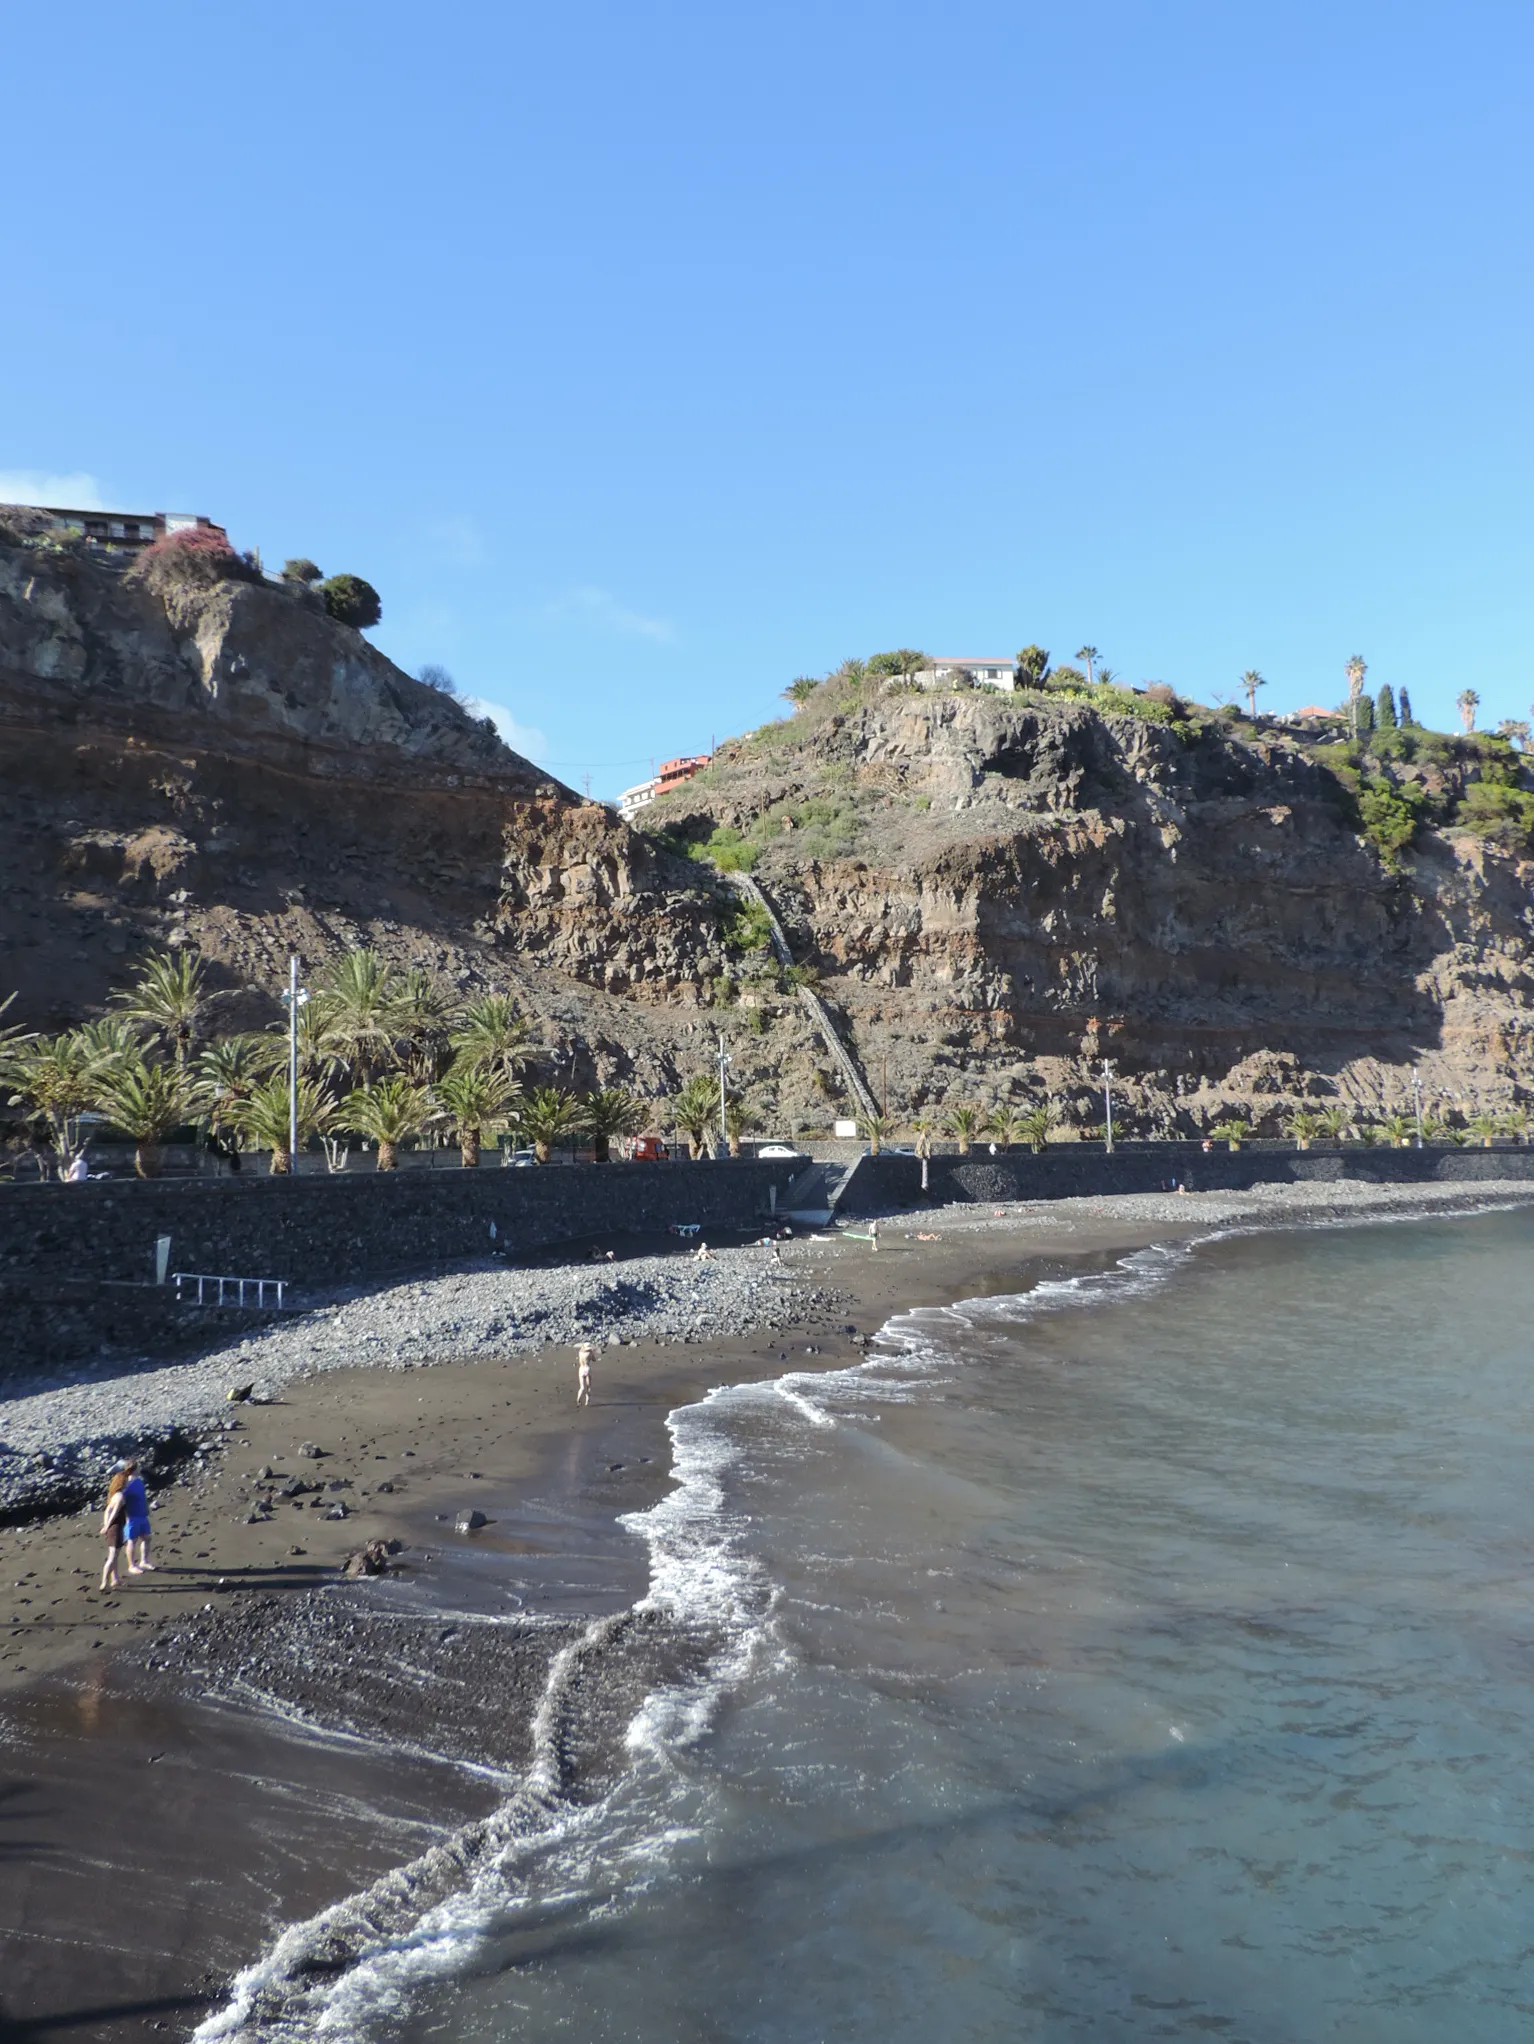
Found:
<box><xmin>1103</xmin><ymin>1060</ymin><xmax>1115</xmax><ymax>1154</ymax></box>
<box><xmin>717</xmin><ymin>1031</ymin><xmax>731</xmax><ymax>1155</ymax></box>
<box><xmin>1412</xmin><ymin>1067</ymin><xmax>1424</xmax><ymax>1148</ymax></box>
<box><xmin>282</xmin><ymin>957</ymin><xmax>308</xmax><ymax>1174</ymax></box>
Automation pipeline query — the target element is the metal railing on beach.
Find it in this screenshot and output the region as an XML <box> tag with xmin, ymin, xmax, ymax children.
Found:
<box><xmin>173</xmin><ymin>1271</ymin><xmax>289</xmax><ymax>1309</ymax></box>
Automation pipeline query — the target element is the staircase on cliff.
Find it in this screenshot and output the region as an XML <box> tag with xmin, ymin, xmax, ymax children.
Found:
<box><xmin>726</xmin><ymin>873</ymin><xmax>880</xmax><ymax>1121</ymax></box>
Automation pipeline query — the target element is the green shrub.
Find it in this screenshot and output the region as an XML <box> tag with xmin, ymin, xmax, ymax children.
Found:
<box><xmin>320</xmin><ymin>573</ymin><xmax>382</xmax><ymax>629</ymax></box>
<box><xmin>1356</xmin><ymin>777</ymin><xmax>1426</xmax><ymax>867</ymax></box>
<box><xmin>282</xmin><ymin>557</ymin><xmax>322</xmax><ymax>583</ymax></box>
<box><xmin>691</xmin><ymin>826</ymin><xmax>757</xmax><ymax>873</ymax></box>
<box><xmin>1453</xmin><ymin>780</ymin><xmax>1534</xmax><ymax>845</ymax></box>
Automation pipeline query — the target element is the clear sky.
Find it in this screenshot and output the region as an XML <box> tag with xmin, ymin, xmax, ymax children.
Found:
<box><xmin>4</xmin><ymin>1</ymin><xmax>1531</xmax><ymax>794</ymax></box>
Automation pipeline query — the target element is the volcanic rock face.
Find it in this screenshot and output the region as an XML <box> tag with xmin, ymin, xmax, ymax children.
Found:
<box><xmin>0</xmin><ymin>517</ymin><xmax>726</xmax><ymax>1081</ymax></box>
<box><xmin>653</xmin><ymin>684</ymin><xmax>1534</xmax><ymax>1123</ymax></box>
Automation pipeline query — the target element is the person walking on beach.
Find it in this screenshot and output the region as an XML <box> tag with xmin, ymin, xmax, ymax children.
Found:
<box><xmin>100</xmin><ymin>1468</ymin><xmax>129</xmax><ymax>1590</ymax></box>
<box><xmin>120</xmin><ymin>1459</ymin><xmax>154</xmax><ymax>1573</ymax></box>
<box><xmin>576</xmin><ymin>1342</ymin><xmax>594</xmax><ymax>1406</ymax></box>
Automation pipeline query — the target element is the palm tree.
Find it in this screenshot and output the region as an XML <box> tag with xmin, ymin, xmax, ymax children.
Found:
<box><xmin>909</xmin><ymin>1115</ymin><xmax>936</xmax><ymax>1160</ymax></box>
<box><xmin>856</xmin><ymin>1109</ymin><xmax>893</xmax><ymax>1156</ymax></box>
<box><xmin>1376</xmin><ymin>1111</ymin><xmax>1415</xmax><ymax>1149</ymax></box>
<box><xmin>1208</xmin><ymin>1116</ymin><xmax>1251</xmax><ymax>1151</ymax></box>
<box><xmin>313</xmin><ymin>949</ymin><xmax>399</xmax><ymax>1085</ymax></box>
<box><xmin>986</xmin><ymin>1102</ymin><xmax>1020</xmax><ymax>1151</ymax></box>
<box><xmin>673</xmin><ymin>1074</ymin><xmax>721</xmax><ymax>1160</ymax></box>
<box><xmin>1315</xmin><ymin>1105</ymin><xmax>1352</xmax><ymax>1143</ymax></box>
<box><xmin>112</xmin><ymin>949</ymin><xmax>210</xmax><ymax>1069</ymax></box>
<box><xmin>93</xmin><ymin>1054</ymin><xmax>198</xmax><ymax>1178</ymax></box>
<box><xmin>434</xmin><ymin>1060</ymin><xmax>517</xmax><ymax>1166</ymax></box>
<box><xmin>1076</xmin><ymin>645</ymin><xmax>1100</xmax><ymax>687</ymax></box>
<box><xmin>450</xmin><ymin>993</ymin><xmax>536</xmax><ymax>1082</ymax></box>
<box><xmin>724</xmin><ymin>1095</ymin><xmax>761</xmax><ymax>1159</ymax></box>
<box><xmin>340</xmin><ymin>1074</ymin><xmax>434</xmax><ymax>1171</ymax></box>
<box><xmin>232</xmin><ymin>1075</ymin><xmax>335</xmax><ymax>1175</ymax></box>
<box><xmin>195</xmin><ymin>1034</ymin><xmax>267</xmax><ymax>1158</ymax></box>
<box><xmin>1345</xmin><ymin>655</ymin><xmax>1368</xmax><ymax>738</ymax></box>
<box><xmin>1285</xmin><ymin>1109</ymin><xmax>1321</xmax><ymax>1150</ymax></box>
<box><xmin>584</xmin><ymin>1087</ymin><xmax>646</xmax><ymax>1163</ymax></box>
<box><xmin>1241</xmin><ymin>670</ymin><xmax>1266</xmax><ymax>717</ymax></box>
<box><xmin>515</xmin><ymin>1085</ymin><xmax>590</xmax><ymax>1164</ymax></box>
<box><xmin>1464</xmin><ymin>1110</ymin><xmax>1502</xmax><ymax>1149</ymax></box>
<box><xmin>5</xmin><ymin>1030</ymin><xmax>110</xmax><ymax>1176</ymax></box>
<box><xmin>1017</xmin><ymin>1103</ymin><xmax>1055</xmax><ymax>1153</ymax></box>
<box><xmin>390</xmin><ymin>967</ymin><xmax>460</xmax><ymax>1083</ymax></box>
<box><xmin>1457</xmin><ymin>688</ymin><xmax>1480</xmax><ymax>733</ymax></box>
<box><xmin>72</xmin><ymin>1015</ymin><xmax>140</xmax><ymax>1068</ymax></box>
<box><xmin>945</xmin><ymin>1102</ymin><xmax>982</xmax><ymax>1156</ymax></box>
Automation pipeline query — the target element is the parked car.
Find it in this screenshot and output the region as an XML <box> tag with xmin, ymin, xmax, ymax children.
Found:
<box><xmin>629</xmin><ymin>1135</ymin><xmax>671</xmax><ymax>1161</ymax></box>
<box><xmin>757</xmin><ymin>1144</ymin><xmax>803</xmax><ymax>1159</ymax></box>
<box><xmin>500</xmin><ymin>1147</ymin><xmax>537</xmax><ymax>1168</ymax></box>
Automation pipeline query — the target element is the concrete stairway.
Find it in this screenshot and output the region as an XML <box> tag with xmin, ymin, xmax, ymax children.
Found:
<box><xmin>727</xmin><ymin>874</ymin><xmax>880</xmax><ymax>1122</ymax></box>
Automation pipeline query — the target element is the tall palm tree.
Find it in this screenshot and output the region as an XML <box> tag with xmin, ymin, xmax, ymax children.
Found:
<box><xmin>390</xmin><ymin>967</ymin><xmax>460</xmax><ymax>1083</ymax></box>
<box><xmin>313</xmin><ymin>949</ymin><xmax>399</xmax><ymax>1085</ymax></box>
<box><xmin>195</xmin><ymin>1034</ymin><xmax>267</xmax><ymax>1159</ymax></box>
<box><xmin>583</xmin><ymin>1086</ymin><xmax>645</xmax><ymax>1163</ymax></box>
<box><xmin>515</xmin><ymin>1085</ymin><xmax>590</xmax><ymax>1164</ymax></box>
<box><xmin>724</xmin><ymin>1094</ymin><xmax>761</xmax><ymax>1158</ymax></box>
<box><xmin>433</xmin><ymin>1060</ymin><xmax>517</xmax><ymax>1166</ymax></box>
<box><xmin>1241</xmin><ymin>670</ymin><xmax>1266</xmax><ymax>717</ymax></box>
<box><xmin>112</xmin><ymin>949</ymin><xmax>210</xmax><ymax>1069</ymax></box>
<box><xmin>1345</xmin><ymin>655</ymin><xmax>1368</xmax><ymax>738</ymax></box>
<box><xmin>673</xmin><ymin>1074</ymin><xmax>721</xmax><ymax>1159</ymax></box>
<box><xmin>1076</xmin><ymin>646</ymin><xmax>1100</xmax><ymax>686</ymax></box>
<box><xmin>945</xmin><ymin>1102</ymin><xmax>982</xmax><ymax>1156</ymax></box>
<box><xmin>93</xmin><ymin>1054</ymin><xmax>197</xmax><ymax>1178</ymax></box>
<box><xmin>450</xmin><ymin>993</ymin><xmax>536</xmax><ymax>1082</ymax></box>
<box><xmin>856</xmin><ymin>1109</ymin><xmax>893</xmax><ymax>1156</ymax></box>
<box><xmin>340</xmin><ymin>1074</ymin><xmax>434</xmax><ymax>1171</ymax></box>
<box><xmin>232</xmin><ymin>1075</ymin><xmax>335</xmax><ymax>1175</ymax></box>
<box><xmin>1457</xmin><ymin>688</ymin><xmax>1480</xmax><ymax>733</ymax></box>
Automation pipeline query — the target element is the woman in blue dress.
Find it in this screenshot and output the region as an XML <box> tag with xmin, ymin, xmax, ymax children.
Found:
<box><xmin>121</xmin><ymin>1460</ymin><xmax>154</xmax><ymax>1573</ymax></box>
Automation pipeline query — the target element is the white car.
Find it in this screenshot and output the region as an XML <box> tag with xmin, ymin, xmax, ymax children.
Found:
<box><xmin>757</xmin><ymin>1144</ymin><xmax>803</xmax><ymax>1159</ymax></box>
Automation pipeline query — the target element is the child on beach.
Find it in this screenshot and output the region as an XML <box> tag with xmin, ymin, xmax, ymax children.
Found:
<box><xmin>100</xmin><ymin>1468</ymin><xmax>129</xmax><ymax>1590</ymax></box>
<box><xmin>576</xmin><ymin>1343</ymin><xmax>594</xmax><ymax>1406</ymax></box>
<box><xmin>121</xmin><ymin>1460</ymin><xmax>154</xmax><ymax>1573</ymax></box>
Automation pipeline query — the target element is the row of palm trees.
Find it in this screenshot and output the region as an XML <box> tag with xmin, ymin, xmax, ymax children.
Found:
<box><xmin>858</xmin><ymin>1098</ymin><xmax>1529</xmax><ymax>1155</ymax></box>
<box><xmin>0</xmin><ymin>952</ymin><xmax>756</xmax><ymax>1178</ymax></box>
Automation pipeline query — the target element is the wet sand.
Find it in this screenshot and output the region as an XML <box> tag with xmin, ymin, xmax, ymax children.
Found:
<box><xmin>3</xmin><ymin>1187</ymin><xmax>1529</xmax><ymax>2041</ymax></box>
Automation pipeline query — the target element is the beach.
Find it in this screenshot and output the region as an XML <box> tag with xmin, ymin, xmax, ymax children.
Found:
<box><xmin>4</xmin><ymin>1178</ymin><xmax>1533</xmax><ymax>2041</ymax></box>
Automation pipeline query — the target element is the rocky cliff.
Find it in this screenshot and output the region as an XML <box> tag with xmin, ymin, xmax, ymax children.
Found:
<box><xmin>4</xmin><ymin>512</ymin><xmax>1532</xmax><ymax>1137</ymax></box>
<box><xmin>646</xmin><ymin>675</ymin><xmax>1534</xmax><ymax>1130</ymax></box>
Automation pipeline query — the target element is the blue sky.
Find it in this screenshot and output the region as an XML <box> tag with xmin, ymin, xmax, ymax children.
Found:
<box><xmin>4</xmin><ymin>1</ymin><xmax>1532</xmax><ymax>793</ymax></box>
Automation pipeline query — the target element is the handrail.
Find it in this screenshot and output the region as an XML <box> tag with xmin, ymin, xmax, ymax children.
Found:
<box><xmin>173</xmin><ymin>1272</ymin><xmax>288</xmax><ymax>1308</ymax></box>
<box><xmin>726</xmin><ymin>873</ymin><xmax>881</xmax><ymax>1120</ymax></box>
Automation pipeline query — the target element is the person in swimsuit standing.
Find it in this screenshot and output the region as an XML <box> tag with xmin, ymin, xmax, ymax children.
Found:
<box><xmin>121</xmin><ymin>1459</ymin><xmax>154</xmax><ymax>1573</ymax></box>
<box><xmin>100</xmin><ymin>1468</ymin><xmax>129</xmax><ymax>1591</ymax></box>
<box><xmin>576</xmin><ymin>1343</ymin><xmax>594</xmax><ymax>1406</ymax></box>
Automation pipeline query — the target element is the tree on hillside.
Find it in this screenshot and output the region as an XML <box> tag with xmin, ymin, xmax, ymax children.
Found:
<box><xmin>1458</xmin><ymin>688</ymin><xmax>1480</xmax><ymax>732</ymax></box>
<box><xmin>1241</xmin><ymin>670</ymin><xmax>1266</xmax><ymax>717</ymax></box>
<box><xmin>282</xmin><ymin>558</ymin><xmax>322</xmax><ymax>584</ymax></box>
<box><xmin>112</xmin><ymin>949</ymin><xmax>211</xmax><ymax>1070</ymax></box>
<box><xmin>1015</xmin><ymin>646</ymin><xmax>1050</xmax><ymax>688</ymax></box>
<box><xmin>783</xmin><ymin>677</ymin><xmax>820</xmax><ymax>707</ymax></box>
<box><xmin>320</xmin><ymin>574</ymin><xmax>382</xmax><ymax>629</ymax></box>
<box><xmin>1076</xmin><ymin>646</ymin><xmax>1101</xmax><ymax>686</ymax></box>
<box><xmin>867</xmin><ymin>649</ymin><xmax>927</xmax><ymax>681</ymax></box>
<box><xmin>417</xmin><ymin>664</ymin><xmax>460</xmax><ymax>697</ymax></box>
<box><xmin>1345</xmin><ymin>655</ymin><xmax>1368</xmax><ymax>738</ymax></box>
<box><xmin>1376</xmin><ymin>683</ymin><xmax>1397</xmax><ymax>730</ymax></box>
<box><xmin>1498</xmin><ymin>719</ymin><xmax>1530</xmax><ymax>748</ymax></box>
<box><xmin>1399</xmin><ymin>688</ymin><xmax>1414</xmax><ymax>725</ymax></box>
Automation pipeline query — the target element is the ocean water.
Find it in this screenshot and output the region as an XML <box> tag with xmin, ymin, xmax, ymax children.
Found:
<box><xmin>206</xmin><ymin>1206</ymin><xmax>1534</xmax><ymax>2042</ymax></box>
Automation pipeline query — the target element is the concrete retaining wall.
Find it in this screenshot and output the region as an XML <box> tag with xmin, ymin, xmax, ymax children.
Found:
<box><xmin>0</xmin><ymin>1160</ymin><xmax>800</xmax><ymax>1374</ymax></box>
<box><xmin>834</xmin><ymin>1143</ymin><xmax>1534</xmax><ymax>1213</ymax></box>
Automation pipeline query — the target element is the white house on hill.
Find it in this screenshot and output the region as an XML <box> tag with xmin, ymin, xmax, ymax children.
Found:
<box><xmin>921</xmin><ymin>656</ymin><xmax>1017</xmax><ymax>690</ymax></box>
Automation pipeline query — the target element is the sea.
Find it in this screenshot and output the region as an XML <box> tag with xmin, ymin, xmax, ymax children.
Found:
<box><xmin>203</xmin><ymin>1204</ymin><xmax>1534</xmax><ymax>2043</ymax></box>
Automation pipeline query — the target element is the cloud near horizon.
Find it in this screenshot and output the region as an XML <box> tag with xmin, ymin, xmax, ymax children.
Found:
<box><xmin>0</xmin><ymin>469</ymin><xmax>109</xmax><ymax>510</ymax></box>
<box><xmin>545</xmin><ymin>584</ymin><xmax>674</xmax><ymax>644</ymax></box>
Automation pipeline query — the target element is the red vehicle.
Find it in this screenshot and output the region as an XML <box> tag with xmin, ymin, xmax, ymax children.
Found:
<box><xmin>628</xmin><ymin>1135</ymin><xmax>670</xmax><ymax>1162</ymax></box>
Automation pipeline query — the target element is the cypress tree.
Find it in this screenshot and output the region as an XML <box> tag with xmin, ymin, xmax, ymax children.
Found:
<box><xmin>1399</xmin><ymin>687</ymin><xmax>1414</xmax><ymax>726</ymax></box>
<box><xmin>1376</xmin><ymin>683</ymin><xmax>1397</xmax><ymax>730</ymax></box>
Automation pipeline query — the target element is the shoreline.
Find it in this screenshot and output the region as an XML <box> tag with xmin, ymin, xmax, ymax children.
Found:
<box><xmin>3</xmin><ymin>1180</ymin><xmax>1533</xmax><ymax>2040</ymax></box>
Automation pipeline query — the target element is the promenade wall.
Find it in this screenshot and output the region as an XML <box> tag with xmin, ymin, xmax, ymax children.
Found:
<box><xmin>834</xmin><ymin>1142</ymin><xmax>1534</xmax><ymax>1212</ymax></box>
<box><xmin>0</xmin><ymin>1160</ymin><xmax>800</xmax><ymax>1375</ymax></box>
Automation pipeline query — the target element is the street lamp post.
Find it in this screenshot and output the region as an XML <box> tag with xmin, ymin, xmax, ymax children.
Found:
<box><xmin>282</xmin><ymin>956</ymin><xmax>309</xmax><ymax>1174</ymax></box>
<box><xmin>717</xmin><ymin>1031</ymin><xmax>731</xmax><ymax>1156</ymax></box>
<box><xmin>1411</xmin><ymin>1067</ymin><xmax>1424</xmax><ymax>1149</ymax></box>
<box><xmin>1102</xmin><ymin>1060</ymin><xmax>1115</xmax><ymax>1154</ymax></box>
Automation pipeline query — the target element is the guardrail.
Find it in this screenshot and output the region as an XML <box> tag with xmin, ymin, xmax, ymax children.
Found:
<box><xmin>172</xmin><ymin>1272</ymin><xmax>289</xmax><ymax>1309</ymax></box>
